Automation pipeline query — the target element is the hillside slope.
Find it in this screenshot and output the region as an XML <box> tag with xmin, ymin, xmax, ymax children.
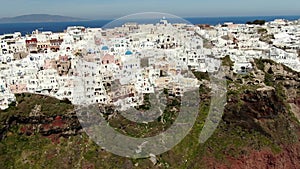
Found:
<box><xmin>0</xmin><ymin>59</ymin><xmax>299</xmax><ymax>168</ymax></box>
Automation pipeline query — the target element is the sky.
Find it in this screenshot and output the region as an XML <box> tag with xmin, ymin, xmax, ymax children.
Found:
<box><xmin>0</xmin><ymin>0</ymin><xmax>299</xmax><ymax>19</ymax></box>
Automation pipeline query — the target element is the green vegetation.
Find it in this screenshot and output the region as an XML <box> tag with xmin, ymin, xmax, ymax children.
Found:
<box><xmin>221</xmin><ymin>55</ymin><xmax>234</xmax><ymax>67</ymax></box>
<box><xmin>254</xmin><ymin>58</ymin><xmax>277</xmax><ymax>86</ymax></box>
<box><xmin>192</xmin><ymin>71</ymin><xmax>210</xmax><ymax>81</ymax></box>
<box><xmin>0</xmin><ymin>93</ymin><xmax>74</xmax><ymax>131</ymax></box>
<box><xmin>106</xmin><ymin>94</ymin><xmax>180</xmax><ymax>138</ymax></box>
<box><xmin>1</xmin><ymin>93</ymin><xmax>73</xmax><ymax>116</ymax></box>
<box><xmin>264</xmin><ymin>71</ymin><xmax>274</xmax><ymax>86</ymax></box>
<box><xmin>257</xmin><ymin>28</ymin><xmax>268</xmax><ymax>34</ymax></box>
<box><xmin>255</xmin><ymin>57</ymin><xmax>265</xmax><ymax>71</ymax></box>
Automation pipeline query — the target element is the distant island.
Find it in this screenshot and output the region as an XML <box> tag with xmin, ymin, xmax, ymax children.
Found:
<box><xmin>0</xmin><ymin>14</ymin><xmax>88</xmax><ymax>23</ymax></box>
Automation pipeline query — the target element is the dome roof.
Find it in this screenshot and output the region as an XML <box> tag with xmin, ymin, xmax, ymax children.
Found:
<box><xmin>101</xmin><ymin>46</ymin><xmax>109</xmax><ymax>50</ymax></box>
<box><xmin>125</xmin><ymin>50</ymin><xmax>133</xmax><ymax>55</ymax></box>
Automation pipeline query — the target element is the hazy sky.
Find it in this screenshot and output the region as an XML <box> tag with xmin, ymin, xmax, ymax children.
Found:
<box><xmin>0</xmin><ymin>0</ymin><xmax>299</xmax><ymax>19</ymax></box>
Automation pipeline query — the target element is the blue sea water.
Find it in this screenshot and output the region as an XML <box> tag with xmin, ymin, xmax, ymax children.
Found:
<box><xmin>0</xmin><ymin>15</ymin><xmax>299</xmax><ymax>35</ymax></box>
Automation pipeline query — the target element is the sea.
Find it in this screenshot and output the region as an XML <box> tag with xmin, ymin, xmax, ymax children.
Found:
<box><xmin>0</xmin><ymin>15</ymin><xmax>299</xmax><ymax>35</ymax></box>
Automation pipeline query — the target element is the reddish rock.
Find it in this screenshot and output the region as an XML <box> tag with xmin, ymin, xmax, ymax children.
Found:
<box><xmin>52</xmin><ymin>115</ymin><xmax>64</xmax><ymax>128</ymax></box>
<box><xmin>205</xmin><ymin>144</ymin><xmax>300</xmax><ymax>169</ymax></box>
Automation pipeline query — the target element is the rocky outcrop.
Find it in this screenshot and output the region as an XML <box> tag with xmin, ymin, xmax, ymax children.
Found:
<box><xmin>206</xmin><ymin>144</ymin><xmax>300</xmax><ymax>169</ymax></box>
<box><xmin>224</xmin><ymin>87</ymin><xmax>295</xmax><ymax>139</ymax></box>
<box><xmin>214</xmin><ymin>59</ymin><xmax>300</xmax><ymax>169</ymax></box>
<box><xmin>1</xmin><ymin>108</ymin><xmax>82</xmax><ymax>141</ymax></box>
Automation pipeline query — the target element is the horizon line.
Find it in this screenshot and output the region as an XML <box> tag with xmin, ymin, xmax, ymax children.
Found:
<box><xmin>1</xmin><ymin>13</ymin><xmax>300</xmax><ymax>21</ymax></box>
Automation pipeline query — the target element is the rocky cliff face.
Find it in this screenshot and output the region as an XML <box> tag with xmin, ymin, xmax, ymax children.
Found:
<box><xmin>206</xmin><ymin>145</ymin><xmax>300</xmax><ymax>169</ymax></box>
<box><xmin>200</xmin><ymin>58</ymin><xmax>300</xmax><ymax>169</ymax></box>
<box><xmin>0</xmin><ymin>95</ymin><xmax>81</xmax><ymax>143</ymax></box>
<box><xmin>213</xmin><ymin>88</ymin><xmax>300</xmax><ymax>169</ymax></box>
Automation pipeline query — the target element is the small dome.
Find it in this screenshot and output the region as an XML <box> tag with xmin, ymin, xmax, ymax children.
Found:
<box><xmin>101</xmin><ymin>46</ymin><xmax>109</xmax><ymax>50</ymax></box>
<box><xmin>125</xmin><ymin>50</ymin><xmax>133</xmax><ymax>55</ymax></box>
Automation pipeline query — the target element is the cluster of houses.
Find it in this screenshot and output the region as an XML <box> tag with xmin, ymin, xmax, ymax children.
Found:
<box><xmin>0</xmin><ymin>18</ymin><xmax>299</xmax><ymax>110</ymax></box>
<box><xmin>197</xmin><ymin>18</ymin><xmax>300</xmax><ymax>73</ymax></box>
